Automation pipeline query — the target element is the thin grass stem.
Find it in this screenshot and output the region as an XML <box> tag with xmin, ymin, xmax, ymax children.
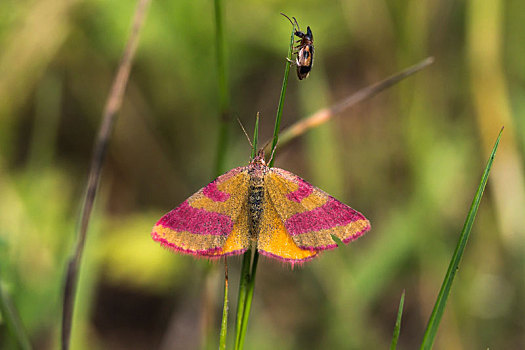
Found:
<box><xmin>219</xmin><ymin>260</ymin><xmax>229</xmax><ymax>350</ymax></box>
<box><xmin>213</xmin><ymin>0</ymin><xmax>231</xmax><ymax>176</ymax></box>
<box><xmin>235</xmin><ymin>252</ymin><xmax>252</xmax><ymax>349</ymax></box>
<box><xmin>269</xmin><ymin>23</ymin><xmax>295</xmax><ymax>166</ymax></box>
<box><xmin>214</xmin><ymin>0</ymin><xmax>232</xmax><ymax>347</ymax></box>
<box><xmin>60</xmin><ymin>1</ymin><xmax>150</xmax><ymax>349</ymax></box>
<box><xmin>264</xmin><ymin>57</ymin><xmax>434</xmax><ymax>154</ymax></box>
<box><xmin>419</xmin><ymin>127</ymin><xmax>503</xmax><ymax>349</ymax></box>
<box><xmin>390</xmin><ymin>290</ymin><xmax>405</xmax><ymax>350</ymax></box>
<box><xmin>234</xmin><ymin>18</ymin><xmax>296</xmax><ymax>350</ymax></box>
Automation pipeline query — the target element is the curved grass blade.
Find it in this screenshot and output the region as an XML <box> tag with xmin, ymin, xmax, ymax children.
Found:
<box><xmin>264</xmin><ymin>57</ymin><xmax>434</xmax><ymax>155</ymax></box>
<box><xmin>390</xmin><ymin>290</ymin><xmax>405</xmax><ymax>350</ymax></box>
<box><xmin>420</xmin><ymin>127</ymin><xmax>503</xmax><ymax>350</ymax></box>
<box><xmin>0</xmin><ymin>283</ymin><xmax>32</xmax><ymax>350</ymax></box>
<box><xmin>60</xmin><ymin>1</ymin><xmax>151</xmax><ymax>349</ymax></box>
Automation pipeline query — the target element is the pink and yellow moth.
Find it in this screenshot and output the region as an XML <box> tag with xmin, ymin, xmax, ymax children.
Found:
<box><xmin>151</xmin><ymin>150</ymin><xmax>370</xmax><ymax>265</ymax></box>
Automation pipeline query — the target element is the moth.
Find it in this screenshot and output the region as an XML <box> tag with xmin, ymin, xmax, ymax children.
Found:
<box><xmin>151</xmin><ymin>150</ymin><xmax>370</xmax><ymax>265</ymax></box>
<box><xmin>282</xmin><ymin>13</ymin><xmax>314</xmax><ymax>80</ymax></box>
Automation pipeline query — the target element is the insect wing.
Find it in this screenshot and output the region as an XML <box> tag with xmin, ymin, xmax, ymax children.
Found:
<box><xmin>266</xmin><ymin>168</ymin><xmax>370</xmax><ymax>251</ymax></box>
<box><xmin>296</xmin><ymin>45</ymin><xmax>313</xmax><ymax>80</ymax></box>
<box><xmin>152</xmin><ymin>167</ymin><xmax>250</xmax><ymax>257</ymax></box>
<box><xmin>256</xmin><ymin>184</ymin><xmax>318</xmax><ymax>265</ymax></box>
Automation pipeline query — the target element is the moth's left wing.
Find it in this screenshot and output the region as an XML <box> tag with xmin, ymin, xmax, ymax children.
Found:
<box><xmin>266</xmin><ymin>168</ymin><xmax>370</xmax><ymax>252</ymax></box>
<box><xmin>152</xmin><ymin>167</ymin><xmax>250</xmax><ymax>257</ymax></box>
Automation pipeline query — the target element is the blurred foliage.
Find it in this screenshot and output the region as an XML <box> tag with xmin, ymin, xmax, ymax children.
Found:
<box><xmin>0</xmin><ymin>0</ymin><xmax>524</xmax><ymax>349</ymax></box>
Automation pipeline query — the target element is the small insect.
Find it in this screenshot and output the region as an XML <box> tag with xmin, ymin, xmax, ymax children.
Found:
<box><xmin>151</xmin><ymin>149</ymin><xmax>370</xmax><ymax>266</ymax></box>
<box><xmin>281</xmin><ymin>13</ymin><xmax>314</xmax><ymax>80</ymax></box>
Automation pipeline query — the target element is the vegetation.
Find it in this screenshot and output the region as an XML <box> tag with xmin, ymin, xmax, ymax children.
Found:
<box><xmin>0</xmin><ymin>0</ymin><xmax>523</xmax><ymax>349</ymax></box>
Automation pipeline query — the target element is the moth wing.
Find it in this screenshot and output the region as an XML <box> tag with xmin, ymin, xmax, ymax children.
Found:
<box><xmin>256</xmin><ymin>184</ymin><xmax>318</xmax><ymax>265</ymax></box>
<box><xmin>266</xmin><ymin>168</ymin><xmax>370</xmax><ymax>251</ymax></box>
<box><xmin>152</xmin><ymin>166</ymin><xmax>251</xmax><ymax>257</ymax></box>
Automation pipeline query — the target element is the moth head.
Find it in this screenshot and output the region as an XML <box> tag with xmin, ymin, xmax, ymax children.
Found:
<box><xmin>252</xmin><ymin>149</ymin><xmax>267</xmax><ymax>166</ymax></box>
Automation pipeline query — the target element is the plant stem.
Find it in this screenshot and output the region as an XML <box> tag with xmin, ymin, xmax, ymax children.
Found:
<box><xmin>234</xmin><ymin>20</ymin><xmax>296</xmax><ymax>350</ymax></box>
<box><xmin>265</xmin><ymin>57</ymin><xmax>434</xmax><ymax>154</ymax></box>
<box><xmin>269</xmin><ymin>25</ymin><xmax>295</xmax><ymax>166</ymax></box>
<box><xmin>420</xmin><ymin>127</ymin><xmax>503</xmax><ymax>349</ymax></box>
<box><xmin>214</xmin><ymin>0</ymin><xmax>232</xmax><ymax>347</ymax></box>
<box><xmin>213</xmin><ymin>0</ymin><xmax>230</xmax><ymax>176</ymax></box>
<box><xmin>390</xmin><ymin>290</ymin><xmax>405</xmax><ymax>350</ymax></box>
<box><xmin>61</xmin><ymin>1</ymin><xmax>150</xmax><ymax>349</ymax></box>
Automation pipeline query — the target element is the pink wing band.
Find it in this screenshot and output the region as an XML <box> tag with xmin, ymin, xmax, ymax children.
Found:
<box><xmin>202</xmin><ymin>181</ymin><xmax>231</xmax><ymax>202</ymax></box>
<box><xmin>284</xmin><ymin>197</ymin><xmax>366</xmax><ymax>236</ymax></box>
<box><xmin>156</xmin><ymin>201</ymin><xmax>233</xmax><ymax>236</ymax></box>
<box><xmin>285</xmin><ymin>177</ymin><xmax>313</xmax><ymax>202</ymax></box>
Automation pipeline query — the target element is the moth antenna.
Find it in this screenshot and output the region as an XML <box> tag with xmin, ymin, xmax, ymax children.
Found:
<box><xmin>237</xmin><ymin>118</ymin><xmax>253</xmax><ymax>148</ymax></box>
<box><xmin>292</xmin><ymin>17</ymin><xmax>301</xmax><ymax>31</ymax></box>
<box><xmin>280</xmin><ymin>12</ymin><xmax>295</xmax><ymax>29</ymax></box>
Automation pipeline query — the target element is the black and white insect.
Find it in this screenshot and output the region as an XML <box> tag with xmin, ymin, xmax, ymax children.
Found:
<box><xmin>281</xmin><ymin>13</ymin><xmax>314</xmax><ymax>80</ymax></box>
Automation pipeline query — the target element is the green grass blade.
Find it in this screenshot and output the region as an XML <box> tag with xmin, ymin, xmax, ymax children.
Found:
<box><xmin>0</xmin><ymin>282</ymin><xmax>32</xmax><ymax>350</ymax></box>
<box><xmin>234</xmin><ymin>251</ymin><xmax>252</xmax><ymax>349</ymax></box>
<box><xmin>237</xmin><ymin>251</ymin><xmax>259</xmax><ymax>350</ymax></box>
<box><xmin>390</xmin><ymin>290</ymin><xmax>406</xmax><ymax>350</ymax></box>
<box><xmin>268</xmin><ymin>20</ymin><xmax>295</xmax><ymax>166</ymax></box>
<box><xmin>213</xmin><ymin>0</ymin><xmax>231</xmax><ymax>176</ymax></box>
<box><xmin>219</xmin><ymin>262</ymin><xmax>229</xmax><ymax>350</ymax></box>
<box><xmin>214</xmin><ymin>0</ymin><xmax>232</xmax><ymax>347</ymax></box>
<box><xmin>251</xmin><ymin>113</ymin><xmax>259</xmax><ymax>158</ymax></box>
<box><xmin>420</xmin><ymin>127</ymin><xmax>503</xmax><ymax>350</ymax></box>
<box><xmin>235</xmin><ymin>18</ymin><xmax>295</xmax><ymax>349</ymax></box>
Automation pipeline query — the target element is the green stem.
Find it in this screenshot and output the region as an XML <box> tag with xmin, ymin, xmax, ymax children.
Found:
<box><xmin>234</xmin><ymin>115</ymin><xmax>260</xmax><ymax>349</ymax></box>
<box><xmin>219</xmin><ymin>261</ymin><xmax>229</xmax><ymax>350</ymax></box>
<box><xmin>420</xmin><ymin>127</ymin><xmax>503</xmax><ymax>349</ymax></box>
<box><xmin>214</xmin><ymin>0</ymin><xmax>231</xmax><ymax>347</ymax></box>
<box><xmin>269</xmin><ymin>25</ymin><xmax>295</xmax><ymax>166</ymax></box>
<box><xmin>390</xmin><ymin>290</ymin><xmax>405</xmax><ymax>350</ymax></box>
<box><xmin>213</xmin><ymin>0</ymin><xmax>230</xmax><ymax>176</ymax></box>
<box><xmin>234</xmin><ymin>20</ymin><xmax>296</xmax><ymax>350</ymax></box>
<box><xmin>238</xmin><ymin>252</ymin><xmax>259</xmax><ymax>348</ymax></box>
<box><xmin>235</xmin><ymin>251</ymin><xmax>252</xmax><ymax>349</ymax></box>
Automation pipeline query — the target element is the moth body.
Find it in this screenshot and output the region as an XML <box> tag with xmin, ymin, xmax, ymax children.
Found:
<box><xmin>247</xmin><ymin>161</ymin><xmax>268</xmax><ymax>241</ymax></box>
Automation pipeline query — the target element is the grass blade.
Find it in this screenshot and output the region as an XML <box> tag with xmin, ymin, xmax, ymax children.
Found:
<box><xmin>235</xmin><ymin>17</ymin><xmax>295</xmax><ymax>350</ymax></box>
<box><xmin>214</xmin><ymin>0</ymin><xmax>232</xmax><ymax>347</ymax></box>
<box><xmin>219</xmin><ymin>261</ymin><xmax>229</xmax><ymax>350</ymax></box>
<box><xmin>60</xmin><ymin>1</ymin><xmax>151</xmax><ymax>349</ymax></box>
<box><xmin>213</xmin><ymin>0</ymin><xmax>231</xmax><ymax>176</ymax></box>
<box><xmin>266</xmin><ymin>57</ymin><xmax>434</xmax><ymax>154</ymax></box>
<box><xmin>234</xmin><ymin>251</ymin><xmax>252</xmax><ymax>349</ymax></box>
<box><xmin>238</xmin><ymin>252</ymin><xmax>259</xmax><ymax>349</ymax></box>
<box><xmin>420</xmin><ymin>127</ymin><xmax>503</xmax><ymax>349</ymax></box>
<box><xmin>390</xmin><ymin>290</ymin><xmax>405</xmax><ymax>350</ymax></box>
<box><xmin>268</xmin><ymin>15</ymin><xmax>295</xmax><ymax>166</ymax></box>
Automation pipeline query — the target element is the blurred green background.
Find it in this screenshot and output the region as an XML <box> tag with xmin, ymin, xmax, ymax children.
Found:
<box><xmin>1</xmin><ymin>0</ymin><xmax>524</xmax><ymax>349</ymax></box>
